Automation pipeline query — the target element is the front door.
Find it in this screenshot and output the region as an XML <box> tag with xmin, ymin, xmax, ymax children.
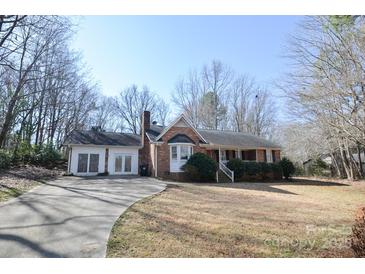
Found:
<box><xmin>114</xmin><ymin>154</ymin><xmax>133</xmax><ymax>174</ymax></box>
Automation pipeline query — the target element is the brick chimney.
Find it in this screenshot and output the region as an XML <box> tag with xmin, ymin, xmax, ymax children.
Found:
<box><xmin>140</xmin><ymin>110</ymin><xmax>151</xmax><ymax>175</ymax></box>
<box><xmin>142</xmin><ymin>110</ymin><xmax>150</xmax><ymax>132</ymax></box>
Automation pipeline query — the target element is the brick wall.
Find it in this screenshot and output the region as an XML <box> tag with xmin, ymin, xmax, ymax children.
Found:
<box><xmin>257</xmin><ymin>149</ymin><xmax>266</xmax><ymax>162</ymax></box>
<box><xmin>273</xmin><ymin>150</ymin><xmax>281</xmax><ymax>163</ymax></box>
<box><xmin>156</xmin><ymin>126</ymin><xmax>207</xmax><ymax>178</ymax></box>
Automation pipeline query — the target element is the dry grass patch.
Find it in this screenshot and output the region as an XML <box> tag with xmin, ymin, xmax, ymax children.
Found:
<box><xmin>107</xmin><ymin>178</ymin><xmax>365</xmax><ymax>257</ymax></box>
<box><xmin>0</xmin><ymin>165</ymin><xmax>61</xmax><ymax>202</ymax></box>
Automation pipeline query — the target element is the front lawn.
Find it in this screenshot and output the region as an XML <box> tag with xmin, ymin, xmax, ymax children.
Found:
<box><xmin>107</xmin><ymin>178</ymin><xmax>365</xmax><ymax>257</ymax></box>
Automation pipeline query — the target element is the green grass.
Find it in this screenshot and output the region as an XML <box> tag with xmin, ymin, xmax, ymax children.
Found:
<box><xmin>0</xmin><ymin>181</ymin><xmax>39</xmax><ymax>203</ymax></box>
<box><xmin>107</xmin><ymin>178</ymin><xmax>365</xmax><ymax>258</ymax></box>
<box><xmin>0</xmin><ymin>187</ymin><xmax>24</xmax><ymax>202</ymax></box>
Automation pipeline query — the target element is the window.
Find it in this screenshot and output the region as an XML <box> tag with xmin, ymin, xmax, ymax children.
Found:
<box><xmin>115</xmin><ymin>155</ymin><xmax>123</xmax><ymax>173</ymax></box>
<box><xmin>77</xmin><ymin>154</ymin><xmax>88</xmax><ymax>173</ymax></box>
<box><xmin>243</xmin><ymin>150</ymin><xmax>256</xmax><ymax>161</ymax></box>
<box><xmin>89</xmin><ymin>154</ymin><xmax>99</xmax><ymax>172</ymax></box>
<box><xmin>170</xmin><ymin>144</ymin><xmax>194</xmax><ymax>172</ymax></box>
<box><xmin>124</xmin><ymin>155</ymin><xmax>132</xmax><ymax>172</ymax></box>
<box><xmin>180</xmin><ymin>146</ymin><xmax>190</xmax><ymax>160</ymax></box>
<box><xmin>171</xmin><ymin>146</ymin><xmax>178</xmax><ymax>160</ymax></box>
<box><xmin>171</xmin><ymin>145</ymin><xmax>193</xmax><ymax>161</ymax></box>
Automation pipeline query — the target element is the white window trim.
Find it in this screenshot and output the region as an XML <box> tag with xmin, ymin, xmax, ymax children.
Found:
<box><xmin>169</xmin><ymin>144</ymin><xmax>194</xmax><ymax>172</ymax></box>
<box><xmin>77</xmin><ymin>153</ymin><xmax>100</xmax><ymax>174</ymax></box>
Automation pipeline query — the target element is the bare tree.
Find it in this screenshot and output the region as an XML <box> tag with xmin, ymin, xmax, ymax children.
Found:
<box><xmin>201</xmin><ymin>60</ymin><xmax>233</xmax><ymax>129</ymax></box>
<box><xmin>114</xmin><ymin>85</ymin><xmax>158</xmax><ymax>134</ymax></box>
<box><xmin>155</xmin><ymin>98</ymin><xmax>170</xmax><ymax>127</ymax></box>
<box><xmin>0</xmin><ymin>16</ymin><xmax>99</xmax><ymax>149</ymax></box>
<box><xmin>0</xmin><ymin>15</ymin><xmax>27</xmax><ymax>62</ymax></box>
<box><xmin>172</xmin><ymin>61</ymin><xmax>277</xmax><ymax>136</ymax></box>
<box><xmin>246</xmin><ymin>88</ymin><xmax>276</xmax><ymax>137</ymax></box>
<box><xmin>172</xmin><ymin>70</ymin><xmax>202</xmax><ymax>127</ymax></box>
<box><xmin>229</xmin><ymin>75</ymin><xmax>255</xmax><ymax>132</ymax></box>
<box><xmin>0</xmin><ymin>16</ymin><xmax>72</xmax><ymax>147</ymax></box>
<box><xmin>90</xmin><ymin>96</ymin><xmax>117</xmax><ymax>130</ymax></box>
<box><xmin>280</xmin><ymin>16</ymin><xmax>365</xmax><ymax>179</ymax></box>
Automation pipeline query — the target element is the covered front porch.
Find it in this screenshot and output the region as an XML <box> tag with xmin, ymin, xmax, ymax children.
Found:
<box><xmin>204</xmin><ymin>146</ymin><xmax>278</xmax><ymax>164</ymax></box>
<box><xmin>202</xmin><ymin>145</ymin><xmax>280</xmax><ymax>183</ymax></box>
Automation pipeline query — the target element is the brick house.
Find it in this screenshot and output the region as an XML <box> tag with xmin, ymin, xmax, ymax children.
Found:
<box><xmin>65</xmin><ymin>111</ymin><xmax>281</xmax><ymax>181</ymax></box>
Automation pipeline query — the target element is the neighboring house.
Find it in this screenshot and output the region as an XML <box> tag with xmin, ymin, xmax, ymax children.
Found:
<box><xmin>64</xmin><ymin>111</ymin><xmax>281</xmax><ymax>180</ymax></box>
<box><xmin>303</xmin><ymin>152</ymin><xmax>365</xmax><ymax>176</ymax></box>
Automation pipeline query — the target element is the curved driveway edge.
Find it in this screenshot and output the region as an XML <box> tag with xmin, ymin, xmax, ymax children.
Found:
<box><xmin>0</xmin><ymin>176</ymin><xmax>166</xmax><ymax>258</ymax></box>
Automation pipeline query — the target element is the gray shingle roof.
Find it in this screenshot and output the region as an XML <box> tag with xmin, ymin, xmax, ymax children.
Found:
<box><xmin>197</xmin><ymin>129</ymin><xmax>280</xmax><ymax>149</ymax></box>
<box><xmin>146</xmin><ymin>125</ymin><xmax>164</xmax><ymax>141</ymax></box>
<box><xmin>147</xmin><ymin>124</ymin><xmax>279</xmax><ymax>148</ymax></box>
<box><xmin>65</xmin><ymin>130</ymin><xmax>141</xmax><ymax>146</ymax></box>
<box><xmin>66</xmin><ymin>124</ymin><xmax>280</xmax><ymax>149</ymax></box>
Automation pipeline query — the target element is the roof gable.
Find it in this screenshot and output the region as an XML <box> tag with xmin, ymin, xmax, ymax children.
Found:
<box><xmin>155</xmin><ymin>114</ymin><xmax>208</xmax><ymax>143</ymax></box>
<box><xmin>167</xmin><ymin>134</ymin><xmax>195</xmax><ymax>144</ymax></box>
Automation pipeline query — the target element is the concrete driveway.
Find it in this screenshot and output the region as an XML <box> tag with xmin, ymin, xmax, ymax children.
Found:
<box><xmin>0</xmin><ymin>176</ymin><xmax>166</xmax><ymax>258</ymax></box>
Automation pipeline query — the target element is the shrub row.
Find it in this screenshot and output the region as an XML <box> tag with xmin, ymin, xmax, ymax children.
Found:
<box><xmin>226</xmin><ymin>158</ymin><xmax>283</xmax><ymax>181</ymax></box>
<box><xmin>0</xmin><ymin>142</ymin><xmax>63</xmax><ymax>170</ymax></box>
<box><xmin>182</xmin><ymin>152</ymin><xmax>218</xmax><ymax>182</ymax></box>
<box><xmin>180</xmin><ymin>153</ymin><xmax>296</xmax><ymax>182</ymax></box>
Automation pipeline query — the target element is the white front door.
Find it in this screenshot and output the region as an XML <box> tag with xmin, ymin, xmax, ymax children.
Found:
<box><xmin>114</xmin><ymin>154</ymin><xmax>133</xmax><ymax>174</ymax></box>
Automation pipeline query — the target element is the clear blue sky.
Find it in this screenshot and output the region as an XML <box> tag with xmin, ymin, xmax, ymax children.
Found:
<box><xmin>71</xmin><ymin>16</ymin><xmax>302</xmax><ymax>108</ymax></box>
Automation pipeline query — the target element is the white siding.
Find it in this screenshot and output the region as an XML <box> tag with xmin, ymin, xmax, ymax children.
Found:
<box><xmin>69</xmin><ymin>145</ymin><xmax>139</xmax><ymax>176</ymax></box>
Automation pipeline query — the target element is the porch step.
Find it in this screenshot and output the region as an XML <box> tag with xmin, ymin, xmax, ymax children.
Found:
<box><xmin>217</xmin><ymin>170</ymin><xmax>232</xmax><ymax>183</ymax></box>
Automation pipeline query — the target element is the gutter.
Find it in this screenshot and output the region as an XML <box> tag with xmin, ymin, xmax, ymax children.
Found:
<box><xmin>199</xmin><ymin>144</ymin><xmax>281</xmax><ymax>150</ymax></box>
<box><xmin>65</xmin><ymin>144</ymin><xmax>143</xmax><ymax>149</ymax></box>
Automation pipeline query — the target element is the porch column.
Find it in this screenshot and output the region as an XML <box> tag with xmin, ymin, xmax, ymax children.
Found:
<box><xmin>68</xmin><ymin>147</ymin><xmax>72</xmax><ymax>173</ymax></box>
<box><xmin>266</xmin><ymin>149</ymin><xmax>272</xmax><ymax>163</ymax></box>
<box><xmin>218</xmin><ymin>147</ymin><xmax>221</xmax><ymax>164</ymax></box>
<box><xmin>237</xmin><ymin>149</ymin><xmax>240</xmax><ymax>159</ymax></box>
<box><xmin>255</xmin><ymin>150</ymin><xmax>259</xmax><ymax>163</ymax></box>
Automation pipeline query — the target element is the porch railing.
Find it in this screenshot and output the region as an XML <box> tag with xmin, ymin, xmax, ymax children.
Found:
<box><xmin>218</xmin><ymin>161</ymin><xmax>234</xmax><ymax>183</ymax></box>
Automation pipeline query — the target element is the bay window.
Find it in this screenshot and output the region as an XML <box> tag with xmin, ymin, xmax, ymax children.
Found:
<box><xmin>171</xmin><ymin>146</ymin><xmax>178</xmax><ymax>160</ymax></box>
<box><xmin>170</xmin><ymin>144</ymin><xmax>193</xmax><ymax>172</ymax></box>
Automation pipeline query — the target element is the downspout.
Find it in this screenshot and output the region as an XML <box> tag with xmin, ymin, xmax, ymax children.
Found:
<box><xmin>155</xmin><ymin>145</ymin><xmax>158</xmax><ymax>177</ymax></box>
